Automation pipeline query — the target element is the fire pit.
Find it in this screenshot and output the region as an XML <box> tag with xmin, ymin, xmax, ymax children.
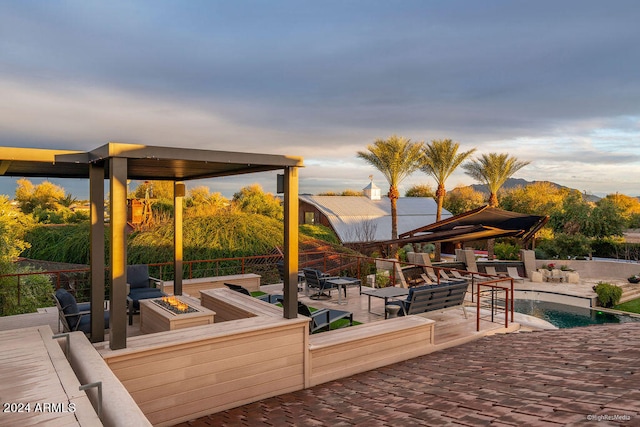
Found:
<box><xmin>153</xmin><ymin>296</ymin><xmax>199</xmax><ymax>314</ymax></box>
<box><xmin>140</xmin><ymin>295</ymin><xmax>215</xmax><ymax>334</ymax></box>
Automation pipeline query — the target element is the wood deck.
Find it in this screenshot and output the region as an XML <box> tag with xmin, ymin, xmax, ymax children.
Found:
<box><xmin>0</xmin><ymin>326</ymin><xmax>99</xmax><ymax>427</ymax></box>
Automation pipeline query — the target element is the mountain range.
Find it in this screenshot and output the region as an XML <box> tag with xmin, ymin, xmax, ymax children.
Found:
<box><xmin>467</xmin><ymin>178</ymin><xmax>603</xmax><ymax>202</ymax></box>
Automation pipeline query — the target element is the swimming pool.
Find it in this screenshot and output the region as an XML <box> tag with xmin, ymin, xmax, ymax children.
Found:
<box><xmin>514</xmin><ymin>299</ymin><xmax>640</xmax><ymax>329</ymax></box>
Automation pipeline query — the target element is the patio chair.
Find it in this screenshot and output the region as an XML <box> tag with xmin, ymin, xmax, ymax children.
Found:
<box><xmin>450</xmin><ymin>270</ymin><xmax>473</xmax><ymax>282</ymax></box>
<box><xmin>484</xmin><ymin>266</ymin><xmax>505</xmax><ymax>277</ymax></box>
<box><xmin>127</xmin><ymin>264</ymin><xmax>167</xmax><ymax>325</ymax></box>
<box><xmin>302</xmin><ymin>268</ymin><xmax>340</xmax><ymax>300</ymax></box>
<box><xmin>386</xmin><ymin>280</ymin><xmax>468</xmax><ymax>318</ymax></box>
<box><xmin>297</xmin><ymin>301</ymin><xmax>353</xmax><ymax>333</ymax></box>
<box><xmin>53</xmin><ymin>288</ymin><xmax>110</xmax><ymax>335</ymax></box>
<box><xmin>506</xmin><ymin>267</ymin><xmax>526</xmax><ymax>283</ymax></box>
<box><xmin>394</xmin><ymin>263</ymin><xmax>410</xmax><ymax>288</ymax></box>
<box><xmin>223</xmin><ymin>283</ymin><xmax>282</xmax><ymax>304</ymax></box>
<box><xmin>276</xmin><ymin>260</ymin><xmax>304</xmax><ymax>291</ymax></box>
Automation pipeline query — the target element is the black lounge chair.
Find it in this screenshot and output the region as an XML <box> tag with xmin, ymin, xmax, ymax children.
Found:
<box><xmin>54</xmin><ymin>288</ymin><xmax>110</xmax><ymax>335</ymax></box>
<box><xmin>387</xmin><ymin>280</ymin><xmax>468</xmax><ymax>318</ymax></box>
<box><xmin>127</xmin><ymin>264</ymin><xmax>166</xmax><ymax>325</ymax></box>
<box><xmin>223</xmin><ymin>283</ymin><xmax>282</xmax><ymax>304</ymax></box>
<box><xmin>297</xmin><ymin>301</ymin><xmax>353</xmax><ymax>333</ymax></box>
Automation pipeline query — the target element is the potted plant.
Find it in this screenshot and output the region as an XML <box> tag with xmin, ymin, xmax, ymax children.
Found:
<box><xmin>628</xmin><ymin>274</ymin><xmax>640</xmax><ymax>284</ymax></box>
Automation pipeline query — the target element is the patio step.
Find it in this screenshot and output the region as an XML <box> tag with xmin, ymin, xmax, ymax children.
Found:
<box><xmin>619</xmin><ymin>282</ymin><xmax>640</xmax><ymax>303</ymax></box>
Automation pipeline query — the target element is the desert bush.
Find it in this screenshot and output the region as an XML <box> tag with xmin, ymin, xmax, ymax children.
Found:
<box><xmin>593</xmin><ymin>282</ymin><xmax>623</xmax><ymax>308</ymax></box>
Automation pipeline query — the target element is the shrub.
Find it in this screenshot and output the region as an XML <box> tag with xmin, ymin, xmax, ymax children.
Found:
<box><xmin>494</xmin><ymin>242</ymin><xmax>520</xmax><ymax>260</ymax></box>
<box><xmin>0</xmin><ymin>271</ymin><xmax>54</xmax><ymax>316</ymax></box>
<box><xmin>593</xmin><ymin>282</ymin><xmax>623</xmax><ymax>308</ymax></box>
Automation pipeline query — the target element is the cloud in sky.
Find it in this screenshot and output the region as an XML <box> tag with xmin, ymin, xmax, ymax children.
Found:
<box><xmin>0</xmin><ymin>0</ymin><xmax>639</xmax><ymax>198</ymax></box>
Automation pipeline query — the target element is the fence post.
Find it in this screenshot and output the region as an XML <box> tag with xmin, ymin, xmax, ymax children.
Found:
<box><xmin>17</xmin><ymin>275</ymin><xmax>21</xmax><ymax>306</ymax></box>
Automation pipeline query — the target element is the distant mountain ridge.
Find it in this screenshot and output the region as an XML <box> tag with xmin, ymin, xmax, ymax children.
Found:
<box><xmin>467</xmin><ymin>178</ymin><xmax>602</xmax><ymax>202</ymax></box>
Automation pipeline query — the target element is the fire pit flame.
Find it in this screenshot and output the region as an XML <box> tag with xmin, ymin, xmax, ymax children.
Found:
<box><xmin>153</xmin><ymin>296</ymin><xmax>198</xmax><ymax>314</ymax></box>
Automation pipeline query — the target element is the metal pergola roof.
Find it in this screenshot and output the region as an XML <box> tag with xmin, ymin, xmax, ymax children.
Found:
<box><xmin>0</xmin><ymin>143</ymin><xmax>303</xmax><ymax>180</ymax></box>
<box><xmin>0</xmin><ymin>142</ymin><xmax>303</xmax><ymax>350</ymax></box>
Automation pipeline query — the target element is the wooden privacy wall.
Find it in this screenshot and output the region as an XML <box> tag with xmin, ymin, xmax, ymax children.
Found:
<box><xmin>307</xmin><ymin>316</ymin><xmax>435</xmax><ymax>387</ymax></box>
<box><xmin>99</xmin><ymin>291</ymin><xmax>309</xmax><ymax>426</ymax></box>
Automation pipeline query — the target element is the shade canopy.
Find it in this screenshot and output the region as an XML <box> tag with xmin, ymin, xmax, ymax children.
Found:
<box><xmin>0</xmin><ymin>143</ymin><xmax>303</xmax><ymax>180</ymax></box>
<box><xmin>379</xmin><ymin>205</ymin><xmax>548</xmax><ymax>246</ymax></box>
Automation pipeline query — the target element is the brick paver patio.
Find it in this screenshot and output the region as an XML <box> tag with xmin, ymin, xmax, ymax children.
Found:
<box><xmin>175</xmin><ymin>323</ymin><xmax>640</xmax><ymax>426</ymax></box>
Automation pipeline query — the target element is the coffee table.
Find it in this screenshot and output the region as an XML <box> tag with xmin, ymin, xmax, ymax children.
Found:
<box><xmin>360</xmin><ymin>287</ymin><xmax>410</xmax><ymax>318</ymax></box>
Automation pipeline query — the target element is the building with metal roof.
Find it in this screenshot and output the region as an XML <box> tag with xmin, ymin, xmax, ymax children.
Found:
<box><xmin>299</xmin><ymin>181</ymin><xmax>452</xmax><ymax>244</ymax></box>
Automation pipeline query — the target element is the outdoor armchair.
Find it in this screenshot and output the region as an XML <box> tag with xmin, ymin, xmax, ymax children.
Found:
<box><xmin>297</xmin><ymin>301</ymin><xmax>353</xmax><ymax>333</ymax></box>
<box><xmin>54</xmin><ymin>288</ymin><xmax>110</xmax><ymax>335</ymax></box>
<box><xmin>223</xmin><ymin>283</ymin><xmax>282</xmax><ymax>303</ymax></box>
<box><xmin>302</xmin><ymin>268</ymin><xmax>340</xmax><ymax>300</ymax></box>
<box><xmin>127</xmin><ymin>264</ymin><xmax>166</xmax><ymax>325</ymax></box>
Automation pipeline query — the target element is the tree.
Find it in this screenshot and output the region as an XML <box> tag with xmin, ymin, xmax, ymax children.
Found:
<box><xmin>405</xmin><ymin>184</ymin><xmax>435</xmax><ymax>198</ymax></box>
<box><xmin>462</xmin><ymin>153</ymin><xmax>530</xmax><ymax>207</ymax></box>
<box><xmin>420</xmin><ymin>139</ymin><xmax>476</xmax><ymax>261</ymax></box>
<box><xmin>132</xmin><ymin>180</ymin><xmax>174</xmax><ymax>201</ymax></box>
<box><xmin>357</xmin><ymin>135</ymin><xmax>424</xmax><ymax>253</ymax></box>
<box><xmin>0</xmin><ymin>196</ymin><xmax>32</xmax><ymax>270</ymax></box>
<box><xmin>444</xmin><ymin>186</ymin><xmax>486</xmax><ymax>215</ymax></box>
<box><xmin>463</xmin><ymin>153</ymin><xmax>530</xmax><ymax>259</ymax></box>
<box><xmin>604</xmin><ymin>193</ymin><xmax>640</xmax><ymax>228</ymax></box>
<box><xmin>421</xmin><ymin>139</ymin><xmax>476</xmax><ymax>221</ymax></box>
<box><xmin>15</xmin><ymin>178</ymin><xmax>65</xmax><ymax>214</ymax></box>
<box><xmin>500</xmin><ymin>182</ymin><xmax>568</xmax><ymax>216</ymax></box>
<box><xmin>186</xmin><ymin>186</ymin><xmax>228</xmax><ymax>216</ymax></box>
<box><xmin>232</xmin><ymin>184</ymin><xmax>283</xmax><ymax>220</ymax></box>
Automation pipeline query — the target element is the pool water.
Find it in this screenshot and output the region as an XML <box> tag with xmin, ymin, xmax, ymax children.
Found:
<box><xmin>514</xmin><ymin>300</ymin><xmax>640</xmax><ymax>329</ymax></box>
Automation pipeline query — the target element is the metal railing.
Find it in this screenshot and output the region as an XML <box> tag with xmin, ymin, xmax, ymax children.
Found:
<box><xmin>2</xmin><ymin>252</ymin><xmax>515</xmax><ymax>330</ymax></box>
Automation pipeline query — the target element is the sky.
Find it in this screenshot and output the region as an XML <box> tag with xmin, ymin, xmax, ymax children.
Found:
<box><xmin>1</xmin><ymin>0</ymin><xmax>639</xmax><ymax>199</ymax></box>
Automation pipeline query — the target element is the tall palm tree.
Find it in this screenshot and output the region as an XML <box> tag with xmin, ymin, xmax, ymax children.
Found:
<box><xmin>421</xmin><ymin>139</ymin><xmax>476</xmax><ymax>221</ymax></box>
<box><xmin>357</xmin><ymin>135</ymin><xmax>424</xmax><ymax>252</ymax></box>
<box><xmin>421</xmin><ymin>139</ymin><xmax>476</xmax><ymax>261</ymax></box>
<box><xmin>462</xmin><ymin>153</ymin><xmax>530</xmax><ymax>207</ymax></box>
<box><xmin>463</xmin><ymin>153</ymin><xmax>530</xmax><ymax>260</ymax></box>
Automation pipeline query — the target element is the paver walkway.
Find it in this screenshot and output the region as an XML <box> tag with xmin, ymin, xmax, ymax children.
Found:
<box><xmin>176</xmin><ymin>323</ymin><xmax>640</xmax><ymax>426</ymax></box>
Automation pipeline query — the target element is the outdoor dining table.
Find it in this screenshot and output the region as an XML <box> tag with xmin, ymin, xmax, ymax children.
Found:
<box><xmin>324</xmin><ymin>277</ymin><xmax>361</xmax><ymax>305</ymax></box>
<box><xmin>360</xmin><ymin>287</ymin><xmax>410</xmax><ymax>318</ymax></box>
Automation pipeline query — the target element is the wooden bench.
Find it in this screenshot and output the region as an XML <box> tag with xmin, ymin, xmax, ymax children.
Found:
<box><xmin>161</xmin><ymin>273</ymin><xmax>261</xmax><ymax>298</ymax></box>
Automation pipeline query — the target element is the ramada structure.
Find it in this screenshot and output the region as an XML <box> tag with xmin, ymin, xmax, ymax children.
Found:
<box><xmin>0</xmin><ymin>142</ymin><xmax>304</xmax><ymax>349</ymax></box>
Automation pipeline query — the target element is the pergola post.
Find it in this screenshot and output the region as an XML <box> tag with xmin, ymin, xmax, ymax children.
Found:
<box><xmin>89</xmin><ymin>162</ymin><xmax>105</xmax><ymax>342</ymax></box>
<box><xmin>174</xmin><ymin>182</ymin><xmax>184</xmax><ymax>295</ymax></box>
<box><xmin>282</xmin><ymin>166</ymin><xmax>299</xmax><ymax>319</ymax></box>
<box><xmin>109</xmin><ymin>157</ymin><xmax>128</xmax><ymax>350</ymax></box>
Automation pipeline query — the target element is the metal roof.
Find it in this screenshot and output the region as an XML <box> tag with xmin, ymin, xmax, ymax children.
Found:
<box><xmin>0</xmin><ymin>142</ymin><xmax>304</xmax><ymax>181</ymax></box>
<box><xmin>300</xmin><ymin>195</ymin><xmax>451</xmax><ymax>243</ymax></box>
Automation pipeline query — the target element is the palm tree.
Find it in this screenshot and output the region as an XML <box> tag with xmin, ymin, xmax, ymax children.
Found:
<box><xmin>463</xmin><ymin>153</ymin><xmax>530</xmax><ymax>260</ymax></box>
<box><xmin>357</xmin><ymin>135</ymin><xmax>424</xmax><ymax>253</ymax></box>
<box><xmin>421</xmin><ymin>139</ymin><xmax>476</xmax><ymax>221</ymax></box>
<box><xmin>462</xmin><ymin>153</ymin><xmax>530</xmax><ymax>207</ymax></box>
<box><xmin>421</xmin><ymin>139</ymin><xmax>476</xmax><ymax>261</ymax></box>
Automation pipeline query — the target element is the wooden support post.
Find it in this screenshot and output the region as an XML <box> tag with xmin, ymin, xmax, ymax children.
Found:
<box><xmin>283</xmin><ymin>167</ymin><xmax>299</xmax><ymax>319</ymax></box>
<box><xmin>89</xmin><ymin>163</ymin><xmax>105</xmax><ymax>342</ymax></box>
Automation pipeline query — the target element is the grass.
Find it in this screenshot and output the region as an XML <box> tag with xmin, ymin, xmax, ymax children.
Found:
<box><xmin>614</xmin><ymin>298</ymin><xmax>640</xmax><ymax>314</ymax></box>
<box><xmin>274</xmin><ymin>302</ymin><xmax>361</xmax><ymax>331</ymax></box>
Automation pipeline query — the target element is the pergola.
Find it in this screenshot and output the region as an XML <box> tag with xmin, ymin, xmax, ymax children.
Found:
<box><xmin>0</xmin><ymin>143</ymin><xmax>304</xmax><ymax>349</ymax></box>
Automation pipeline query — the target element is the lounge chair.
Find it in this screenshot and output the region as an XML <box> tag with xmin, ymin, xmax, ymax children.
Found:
<box><xmin>223</xmin><ymin>283</ymin><xmax>282</xmax><ymax>303</ymax></box>
<box><xmin>127</xmin><ymin>264</ymin><xmax>167</xmax><ymax>325</ymax></box>
<box><xmin>484</xmin><ymin>266</ymin><xmax>504</xmax><ymax>277</ymax></box>
<box><xmin>297</xmin><ymin>301</ymin><xmax>353</xmax><ymax>333</ymax></box>
<box><xmin>450</xmin><ymin>270</ymin><xmax>473</xmax><ymax>282</ymax></box>
<box><xmin>386</xmin><ymin>280</ymin><xmax>468</xmax><ymax>318</ymax></box>
<box><xmin>53</xmin><ymin>288</ymin><xmax>110</xmax><ymax>335</ymax></box>
<box><xmin>394</xmin><ymin>263</ymin><xmax>410</xmax><ymax>288</ymax></box>
<box><xmin>506</xmin><ymin>267</ymin><xmax>526</xmax><ymax>283</ymax></box>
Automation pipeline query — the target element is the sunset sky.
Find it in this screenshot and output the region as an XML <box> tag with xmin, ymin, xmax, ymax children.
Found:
<box><xmin>1</xmin><ymin>1</ymin><xmax>639</xmax><ymax>199</ymax></box>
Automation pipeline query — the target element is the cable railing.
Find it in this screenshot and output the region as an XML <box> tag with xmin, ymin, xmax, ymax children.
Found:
<box><xmin>1</xmin><ymin>252</ymin><xmax>514</xmax><ymax>330</ymax></box>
